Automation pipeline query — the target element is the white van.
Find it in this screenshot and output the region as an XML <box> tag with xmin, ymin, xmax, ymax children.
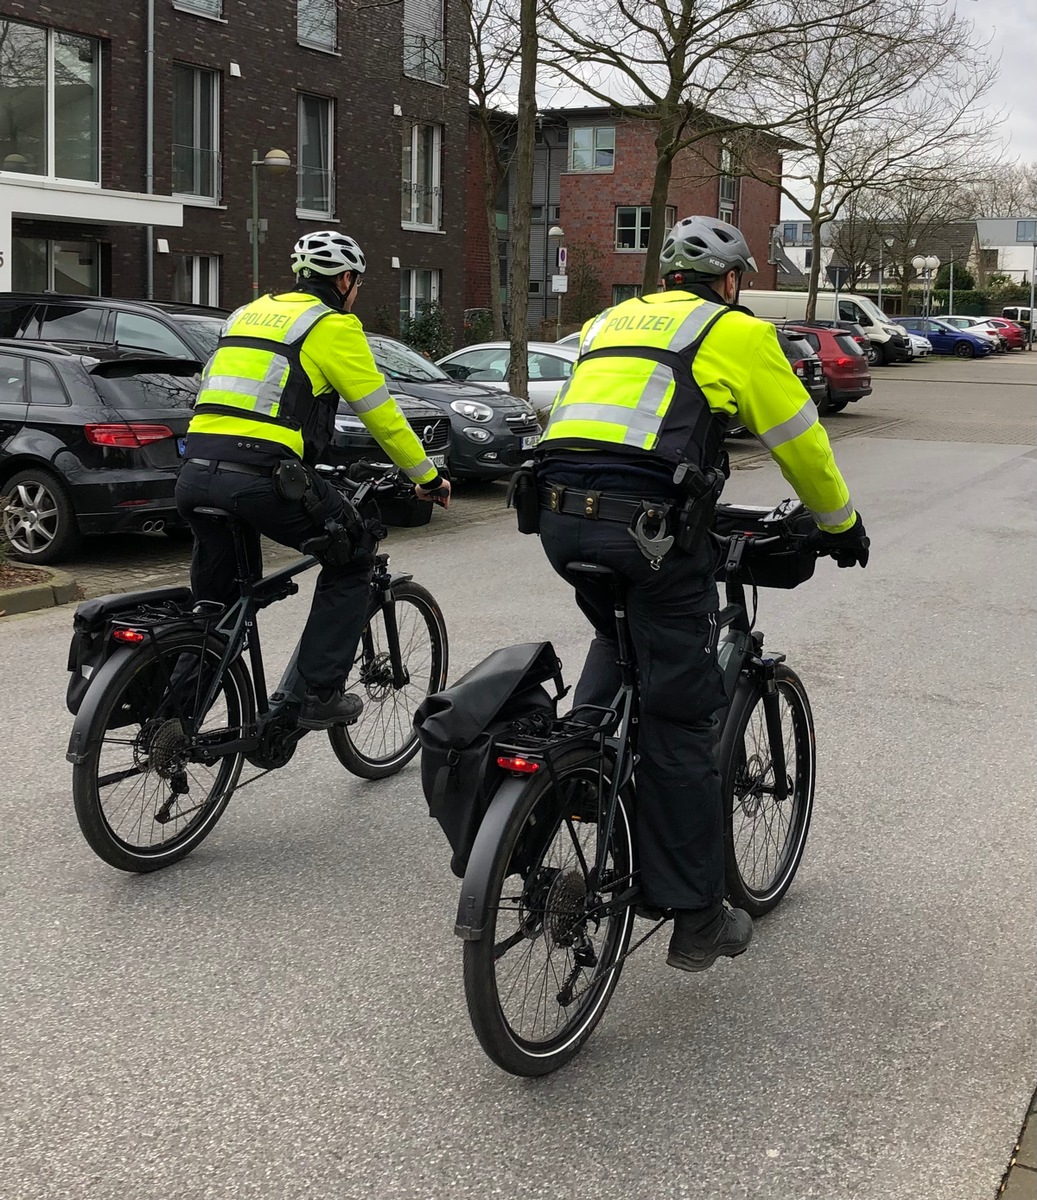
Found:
<box><xmin>742</xmin><ymin>290</ymin><xmax>910</xmax><ymax>365</ymax></box>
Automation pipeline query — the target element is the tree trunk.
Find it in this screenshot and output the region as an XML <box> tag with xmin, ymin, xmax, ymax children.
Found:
<box><xmin>507</xmin><ymin>0</ymin><xmax>537</xmax><ymax>400</ymax></box>
<box><xmin>479</xmin><ymin>123</ymin><xmax>505</xmax><ymax>339</ymax></box>
<box><xmin>805</xmin><ymin>213</ymin><xmax>825</xmax><ymax>320</ymax></box>
<box><xmin>642</xmin><ymin>117</ymin><xmax>677</xmax><ymax>295</ymax></box>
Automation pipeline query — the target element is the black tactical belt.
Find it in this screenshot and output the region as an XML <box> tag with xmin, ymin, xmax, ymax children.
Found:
<box><xmin>538</xmin><ymin>483</ymin><xmax>666</xmax><ymax>523</ymax></box>
<box><xmin>187</xmin><ymin>458</ymin><xmax>273</xmax><ymax>477</ymax></box>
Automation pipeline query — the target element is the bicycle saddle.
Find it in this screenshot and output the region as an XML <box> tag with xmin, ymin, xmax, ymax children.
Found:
<box><xmin>566</xmin><ymin>561</ymin><xmax>618</xmax><ymax>581</ymax></box>
<box><xmin>191</xmin><ymin>506</ymin><xmax>235</xmax><ymax>520</ymax></box>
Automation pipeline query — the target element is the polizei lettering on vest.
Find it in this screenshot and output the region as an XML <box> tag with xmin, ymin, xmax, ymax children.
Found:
<box><xmin>604</xmin><ymin>314</ymin><xmax>677</xmax><ymax>335</ymax></box>
<box><xmin>238</xmin><ymin>311</ymin><xmax>292</xmax><ymax>330</ymax></box>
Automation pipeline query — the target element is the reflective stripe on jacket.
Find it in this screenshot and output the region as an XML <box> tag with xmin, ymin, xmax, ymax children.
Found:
<box><xmin>541</xmin><ymin>290</ymin><xmax>855</xmax><ymax>533</ymax></box>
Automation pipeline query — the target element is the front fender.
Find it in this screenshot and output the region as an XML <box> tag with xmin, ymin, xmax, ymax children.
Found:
<box><xmin>454</xmin><ymin>775</ymin><xmax>530</xmax><ymax>941</ymax></box>
<box><xmin>66</xmin><ymin>644</ymin><xmax>141</xmax><ymax>764</ymax></box>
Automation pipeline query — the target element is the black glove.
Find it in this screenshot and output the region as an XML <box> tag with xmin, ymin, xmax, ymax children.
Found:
<box><xmin>817</xmin><ymin>512</ymin><xmax>869</xmax><ymax>569</ymax></box>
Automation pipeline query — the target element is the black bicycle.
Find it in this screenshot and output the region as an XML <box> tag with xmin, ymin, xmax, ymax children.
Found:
<box><xmin>67</xmin><ymin>465</ymin><xmax>448</xmax><ymax>873</ymax></box>
<box><xmin>457</xmin><ymin>500</ymin><xmax>823</xmax><ymax>1076</ymax></box>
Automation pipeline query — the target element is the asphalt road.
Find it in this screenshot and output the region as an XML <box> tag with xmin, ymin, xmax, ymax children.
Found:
<box><xmin>2</xmin><ymin>352</ymin><xmax>1034</xmax><ymax>1200</ymax></box>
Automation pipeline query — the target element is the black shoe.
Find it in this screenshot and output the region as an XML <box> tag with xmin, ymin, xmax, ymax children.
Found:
<box><xmin>666</xmin><ymin>903</ymin><xmax>753</xmax><ymax>972</ymax></box>
<box><xmin>298</xmin><ymin>689</ymin><xmax>363</xmax><ymax>730</ymax></box>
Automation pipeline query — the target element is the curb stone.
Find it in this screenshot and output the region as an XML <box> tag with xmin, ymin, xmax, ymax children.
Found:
<box><xmin>0</xmin><ymin>566</ymin><xmax>79</xmax><ymax>616</ymax></box>
<box><xmin>998</xmin><ymin>1089</ymin><xmax>1037</xmax><ymax>1199</ymax></box>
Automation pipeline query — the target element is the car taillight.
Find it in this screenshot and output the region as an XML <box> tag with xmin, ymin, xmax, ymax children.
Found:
<box><xmin>84</xmin><ymin>424</ymin><xmax>174</xmax><ymax>448</ymax></box>
<box><xmin>834</xmin><ymin>356</ymin><xmax>854</xmax><ymax>367</ymax></box>
<box><xmin>794</xmin><ymin>361</ymin><xmax>807</xmax><ymax>377</ymax></box>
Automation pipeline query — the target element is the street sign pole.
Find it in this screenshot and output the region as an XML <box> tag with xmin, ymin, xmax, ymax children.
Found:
<box><xmin>555</xmin><ymin>245</ymin><xmax>567</xmax><ymax>340</ymax></box>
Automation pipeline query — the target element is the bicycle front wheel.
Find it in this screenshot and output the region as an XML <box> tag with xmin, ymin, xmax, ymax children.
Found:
<box><xmin>720</xmin><ymin>663</ymin><xmax>815</xmax><ymax>916</ymax></box>
<box><xmin>328</xmin><ymin>580</ymin><xmax>447</xmax><ymax>779</ymax></box>
<box><xmin>462</xmin><ymin>748</ymin><xmax>636</xmax><ymax>1077</ymax></box>
<box><xmin>72</xmin><ymin>631</ymin><xmax>254</xmax><ymax>873</ymax></box>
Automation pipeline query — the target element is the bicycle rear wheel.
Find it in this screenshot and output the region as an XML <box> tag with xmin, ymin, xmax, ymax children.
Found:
<box><xmin>462</xmin><ymin>748</ymin><xmax>636</xmax><ymax>1076</ymax></box>
<box><xmin>328</xmin><ymin>580</ymin><xmax>447</xmax><ymax>779</ymax></box>
<box><xmin>720</xmin><ymin>664</ymin><xmax>815</xmax><ymax>916</ymax></box>
<box><xmin>72</xmin><ymin>631</ymin><xmax>254</xmax><ymax>872</ymax></box>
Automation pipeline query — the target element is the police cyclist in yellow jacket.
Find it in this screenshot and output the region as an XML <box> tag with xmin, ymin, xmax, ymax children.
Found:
<box><xmin>176</xmin><ymin>230</ymin><xmax>451</xmax><ymax>730</ymax></box>
<box><xmin>533</xmin><ymin>215</ymin><xmax>868</xmax><ymax>972</ymax></box>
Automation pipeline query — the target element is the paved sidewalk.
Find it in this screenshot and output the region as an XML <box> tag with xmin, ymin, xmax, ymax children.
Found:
<box><xmin>1001</xmin><ymin>1091</ymin><xmax>1037</xmax><ymax>1199</ymax></box>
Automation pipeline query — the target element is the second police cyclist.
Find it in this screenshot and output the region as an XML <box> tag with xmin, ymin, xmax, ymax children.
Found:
<box><xmin>526</xmin><ymin>215</ymin><xmax>869</xmax><ymax>973</ymax></box>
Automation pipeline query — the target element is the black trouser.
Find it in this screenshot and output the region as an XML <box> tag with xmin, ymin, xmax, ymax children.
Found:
<box><xmin>175</xmin><ymin>459</ymin><xmax>372</xmax><ymax>693</ymax></box>
<box><xmin>540</xmin><ymin>504</ymin><xmax>726</xmax><ymax>912</ymax></box>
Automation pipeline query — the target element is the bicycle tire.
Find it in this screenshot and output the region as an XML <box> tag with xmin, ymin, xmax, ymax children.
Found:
<box><xmin>328</xmin><ymin>580</ymin><xmax>448</xmax><ymax>780</ymax></box>
<box><xmin>72</xmin><ymin>630</ymin><xmax>255</xmax><ymax>873</ymax></box>
<box><xmin>720</xmin><ymin>663</ymin><xmax>815</xmax><ymax>916</ymax></box>
<box><xmin>462</xmin><ymin>747</ymin><xmax>636</xmax><ymax>1077</ymax></box>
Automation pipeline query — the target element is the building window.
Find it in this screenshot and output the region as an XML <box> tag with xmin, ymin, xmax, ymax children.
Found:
<box><xmin>782</xmin><ymin>223</ymin><xmax>798</xmax><ymax>246</ymax></box>
<box><xmin>172</xmin><ymin>65</ymin><xmax>219</xmax><ymax>200</ymax></box>
<box><xmin>528</xmin><ymin>279</ymin><xmax>542</xmax><ymax>295</ymax></box>
<box><xmin>403</xmin><ymin>0</ymin><xmax>445</xmax><ymax>84</ymax></box>
<box><xmin>297</xmin><ymin>93</ymin><xmax>334</xmax><ymax>216</ymax></box>
<box><xmin>803</xmin><ymin>248</ymin><xmax>813</xmax><ymax>270</ymax></box>
<box><xmin>400</xmin><ymin>267</ymin><xmax>440</xmax><ymax>324</ymax></box>
<box><xmin>613</xmin><ymin>284</ymin><xmax>642</xmax><ymax>304</ymax></box>
<box><xmin>719</xmin><ymin>144</ymin><xmax>738</xmax><ymax>222</ymax></box>
<box><xmin>298</xmin><ymin>0</ymin><xmax>337</xmax><ymax>50</ymax></box>
<box><xmin>531</xmin><ymin>205</ymin><xmax>544</xmax><ymax>222</ymax></box>
<box><xmin>401</xmin><ymin>123</ymin><xmax>442</xmax><ymax>230</ymax></box>
<box><xmin>0</xmin><ymin>21</ymin><xmax>100</xmax><ymax>183</ymax></box>
<box><xmin>569</xmin><ymin>126</ymin><xmax>614</xmax><ymax>172</ymax></box>
<box><xmin>172</xmin><ymin>254</ymin><xmax>220</xmax><ymax>305</ymax></box>
<box><xmin>1017</xmin><ymin>220</ymin><xmax>1037</xmax><ymax>242</ymax></box>
<box><xmin>616</xmin><ymin>205</ymin><xmax>675</xmax><ymax>251</ymax></box>
<box><xmin>13</xmin><ymin>237</ymin><xmax>99</xmax><ymax>292</ymax></box>
<box><xmin>174</xmin><ymin>0</ymin><xmax>223</xmax><ymax>16</ymax></box>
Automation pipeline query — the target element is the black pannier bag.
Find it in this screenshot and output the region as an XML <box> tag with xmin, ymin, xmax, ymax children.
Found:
<box><xmin>65</xmin><ymin>587</ymin><xmax>192</xmax><ymax>715</ymax></box>
<box><xmin>414</xmin><ymin>641</ymin><xmax>565</xmax><ymax>878</ymax></box>
<box><xmin>713</xmin><ymin>502</ymin><xmax>818</xmax><ymax>590</ymax></box>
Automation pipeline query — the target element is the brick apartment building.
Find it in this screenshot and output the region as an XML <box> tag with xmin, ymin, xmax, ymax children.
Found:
<box><xmin>0</xmin><ymin>0</ymin><xmax>468</xmax><ymax>330</ymax></box>
<box><xmin>467</xmin><ymin>107</ymin><xmax>783</xmax><ymax>333</ymax></box>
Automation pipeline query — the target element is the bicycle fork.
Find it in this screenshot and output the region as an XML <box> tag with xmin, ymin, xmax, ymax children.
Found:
<box><xmin>756</xmin><ymin>654</ymin><xmax>790</xmax><ymax>802</ymax></box>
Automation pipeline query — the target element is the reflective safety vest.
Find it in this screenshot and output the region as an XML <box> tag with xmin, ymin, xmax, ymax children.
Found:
<box><xmin>186</xmin><ymin>294</ymin><xmax>337</xmax><ymax>463</ymax></box>
<box><xmin>538</xmin><ymin>293</ymin><xmax>731</xmax><ymax>468</ymax></box>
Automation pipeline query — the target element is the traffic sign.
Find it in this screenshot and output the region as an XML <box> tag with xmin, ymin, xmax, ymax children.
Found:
<box><xmin>557</xmin><ymin>246</ymin><xmax>567</xmax><ymax>274</ymax></box>
<box><xmin>551</xmin><ymin>275</ymin><xmax>568</xmax><ymax>293</ymax></box>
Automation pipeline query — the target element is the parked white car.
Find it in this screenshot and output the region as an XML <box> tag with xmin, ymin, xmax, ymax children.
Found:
<box><xmin>906</xmin><ymin>332</ymin><xmax>933</xmax><ymax>359</ymax></box>
<box><xmin>555</xmin><ymin>331</ymin><xmax>582</xmax><ymax>349</ymax></box>
<box><xmin>436</xmin><ymin>342</ymin><xmax>579</xmax><ymax>417</ymax></box>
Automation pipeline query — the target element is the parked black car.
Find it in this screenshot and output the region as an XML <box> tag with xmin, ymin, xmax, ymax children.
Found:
<box><xmin>726</xmin><ymin>330</ymin><xmax>825</xmax><ymax>438</ymax></box>
<box><xmin>0</xmin><ymin>342</ymin><xmax>200</xmax><ymax>563</ymax></box>
<box><xmin>366</xmin><ymin>335</ymin><xmax>540</xmax><ymax>480</ymax></box>
<box><xmin>322</xmin><ymin>392</ymin><xmax>452</xmax><ymax>476</ymax></box>
<box><xmin>0</xmin><ymin>293</ymin><xmax>228</xmax><ymax>362</ymax></box>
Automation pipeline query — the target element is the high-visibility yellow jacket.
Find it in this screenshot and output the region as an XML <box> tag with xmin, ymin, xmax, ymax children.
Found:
<box><xmin>539</xmin><ymin>289</ymin><xmax>855</xmax><ymax>532</ymax></box>
<box><xmin>185</xmin><ymin>292</ymin><xmax>440</xmax><ymax>485</ymax></box>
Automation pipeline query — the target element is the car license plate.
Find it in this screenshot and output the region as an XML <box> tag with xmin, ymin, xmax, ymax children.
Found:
<box><xmin>177</xmin><ymin>436</ymin><xmax>187</xmax><ymax>458</ymax></box>
<box><xmin>430</xmin><ymin>454</ymin><xmax>446</xmax><ymax>468</ymax></box>
<box><xmin>521</xmin><ymin>434</ymin><xmax>539</xmax><ymax>449</ymax></box>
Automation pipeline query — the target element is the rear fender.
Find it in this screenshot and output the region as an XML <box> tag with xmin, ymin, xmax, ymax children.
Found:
<box><xmin>454</xmin><ymin>775</ymin><xmax>531</xmax><ymax>941</ymax></box>
<box><xmin>66</xmin><ymin>644</ymin><xmax>141</xmax><ymax>764</ymax></box>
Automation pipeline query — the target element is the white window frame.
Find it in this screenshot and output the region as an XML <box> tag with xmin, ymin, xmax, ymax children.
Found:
<box><xmin>613</xmin><ymin>283</ymin><xmax>642</xmax><ymax>304</ymax></box>
<box><xmin>401</xmin><ymin>122</ymin><xmax>443</xmax><ymax>232</ymax></box>
<box><xmin>173</xmin><ymin>0</ymin><xmax>224</xmax><ymax>17</ymax></box>
<box><xmin>297</xmin><ymin>0</ymin><xmax>338</xmax><ymax>52</ymax></box>
<box><xmin>171</xmin><ymin>64</ymin><xmax>220</xmax><ymax>202</ymax></box>
<box><xmin>400</xmin><ymin>267</ymin><xmax>441</xmax><ymax>323</ymax></box>
<box><xmin>615</xmin><ymin>205</ymin><xmax>675</xmax><ymax>252</ymax></box>
<box><xmin>1016</xmin><ymin>220</ymin><xmax>1037</xmax><ymax>243</ymax></box>
<box><xmin>569</xmin><ymin>126</ymin><xmax>615</xmax><ymax>173</ymax></box>
<box><xmin>0</xmin><ymin>22</ymin><xmax>101</xmax><ymax>185</ymax></box>
<box><xmin>12</xmin><ymin>236</ymin><xmax>100</xmax><ymax>292</ymax></box>
<box><xmin>718</xmin><ymin>144</ymin><xmax>738</xmax><ymax>222</ymax></box>
<box><xmin>296</xmin><ymin>93</ymin><xmax>335</xmax><ymax>218</ymax></box>
<box><xmin>403</xmin><ymin>0</ymin><xmax>445</xmax><ymax>84</ymax></box>
<box><xmin>173</xmin><ymin>254</ymin><xmax>220</xmax><ymax>305</ymax></box>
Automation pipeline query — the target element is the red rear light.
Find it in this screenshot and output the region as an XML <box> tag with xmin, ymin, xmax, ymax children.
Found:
<box><xmin>834</xmin><ymin>356</ymin><xmax>854</xmax><ymax>367</ymax></box>
<box><xmin>497</xmin><ymin>755</ymin><xmax>540</xmax><ymax>774</ymax></box>
<box><xmin>112</xmin><ymin>628</ymin><xmax>146</xmax><ymax>643</ymax></box>
<box><xmin>85</xmin><ymin>424</ymin><xmax>174</xmax><ymax>448</ymax></box>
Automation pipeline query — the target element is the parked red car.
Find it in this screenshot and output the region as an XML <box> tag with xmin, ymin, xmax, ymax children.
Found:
<box><xmin>983</xmin><ymin>317</ymin><xmax>1027</xmax><ymax>351</ymax></box>
<box><xmin>783</xmin><ymin>324</ymin><xmax>872</xmax><ymax>413</ymax></box>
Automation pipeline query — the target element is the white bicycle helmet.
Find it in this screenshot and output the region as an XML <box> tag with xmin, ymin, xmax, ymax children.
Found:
<box><xmin>659</xmin><ymin>215</ymin><xmax>758</xmax><ymax>276</ymax></box>
<box><xmin>291</xmin><ymin>230</ymin><xmax>366</xmax><ymax>277</ymax></box>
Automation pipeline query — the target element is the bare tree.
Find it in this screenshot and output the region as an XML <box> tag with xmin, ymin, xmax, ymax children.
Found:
<box><xmin>537</xmin><ymin>0</ymin><xmax>873</xmax><ymax>294</ymax></box>
<box><xmin>506</xmin><ymin>0</ymin><xmax>538</xmax><ymax>399</ymax></box>
<box><xmin>739</xmin><ymin>0</ymin><xmax>1001</xmax><ymax>318</ymax></box>
<box><xmin>463</xmin><ymin>0</ymin><xmax>518</xmax><ymax>339</ymax></box>
<box><xmin>961</xmin><ymin>162</ymin><xmax>1037</xmax><ymax>219</ymax></box>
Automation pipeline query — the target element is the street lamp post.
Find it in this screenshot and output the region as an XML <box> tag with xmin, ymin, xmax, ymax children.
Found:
<box><xmin>548</xmin><ymin>224</ymin><xmax>565</xmax><ymax>340</ymax></box>
<box><xmin>911</xmin><ymin>254</ymin><xmax>940</xmax><ymax>318</ymax></box>
<box><xmin>251</xmin><ymin>148</ymin><xmax>292</xmax><ymax>299</ymax></box>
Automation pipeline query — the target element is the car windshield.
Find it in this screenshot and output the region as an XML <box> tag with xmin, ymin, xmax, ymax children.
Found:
<box><xmin>367</xmin><ymin>335</ymin><xmax>449</xmax><ymax>383</ymax></box>
<box><xmin>930</xmin><ymin>319</ymin><xmax>958</xmax><ymax>331</ymax></box>
<box><xmin>853</xmin><ymin>296</ymin><xmax>889</xmax><ymax>326</ymax></box>
<box><xmin>170</xmin><ymin>317</ymin><xmax>224</xmax><ymax>359</ymax></box>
